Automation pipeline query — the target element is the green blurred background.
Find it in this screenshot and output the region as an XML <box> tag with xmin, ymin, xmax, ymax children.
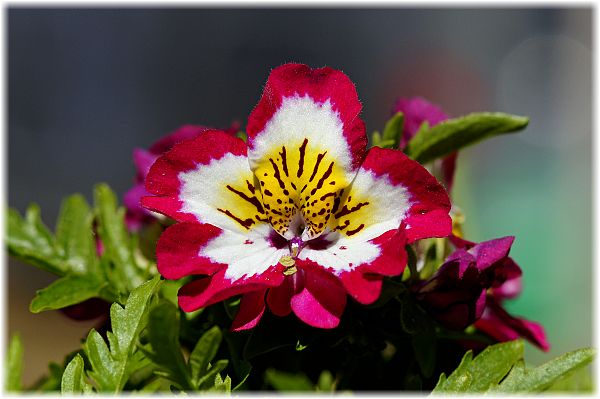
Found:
<box><xmin>8</xmin><ymin>7</ymin><xmax>591</xmax><ymax>385</ymax></box>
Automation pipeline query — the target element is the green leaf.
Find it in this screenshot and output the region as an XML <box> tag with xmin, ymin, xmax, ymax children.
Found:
<box><xmin>295</xmin><ymin>340</ymin><xmax>308</xmax><ymax>351</ymax></box>
<box><xmin>317</xmin><ymin>370</ymin><xmax>335</xmax><ymax>392</ymax></box>
<box><xmin>7</xmin><ymin>205</ymin><xmax>65</xmax><ymax>275</ymax></box>
<box><xmin>30</xmin><ymin>274</ymin><xmax>107</xmax><ymax>313</ymax></box>
<box><xmin>546</xmin><ymin>365</ymin><xmax>593</xmax><ymax>392</ymax></box>
<box><xmin>404</xmin><ymin>112</ymin><xmax>529</xmax><ymax>164</ymax></box>
<box><xmin>264</xmin><ymin>369</ymin><xmax>314</xmax><ymax>391</ymax></box>
<box><xmin>381</xmin><ymin>112</ymin><xmax>404</xmax><ymax>147</ymax></box>
<box><xmin>55</xmin><ymin>194</ymin><xmax>98</xmax><ymax>274</ymax></box>
<box><xmin>189</xmin><ymin>326</ymin><xmax>223</xmax><ymax>387</ymax></box>
<box><xmin>433</xmin><ymin>340</ymin><xmax>523</xmax><ymax>393</ymax></box>
<box><xmin>211</xmin><ymin>373</ymin><xmax>232</xmax><ymax>393</ymax></box>
<box><xmin>236</xmin><ymin>131</ymin><xmax>248</xmax><ymax>142</ymax></box>
<box><xmin>371</xmin><ymin>131</ymin><xmax>383</xmax><ymax>147</ymax></box>
<box><xmin>492</xmin><ymin>347</ymin><xmax>596</xmax><ymax>393</ymax></box>
<box><xmin>61</xmin><ymin>354</ymin><xmax>93</xmax><ymax>394</ymax></box>
<box><xmin>371</xmin><ymin>112</ymin><xmax>405</xmax><ymax>149</ymax></box>
<box><xmin>94</xmin><ymin>183</ymin><xmax>146</xmax><ymax>293</ymax></box>
<box><xmin>197</xmin><ymin>360</ymin><xmax>229</xmax><ymax>390</ymax></box>
<box><xmin>144</xmin><ymin>301</ymin><xmax>192</xmax><ymax>390</ymax></box>
<box><xmin>432</xmin><ymin>340</ymin><xmax>594</xmax><ymax>394</ymax></box>
<box><xmin>83</xmin><ymin>276</ymin><xmax>161</xmax><ymax>392</ymax></box>
<box><xmin>5</xmin><ymin>333</ymin><xmax>24</xmax><ymax>391</ymax></box>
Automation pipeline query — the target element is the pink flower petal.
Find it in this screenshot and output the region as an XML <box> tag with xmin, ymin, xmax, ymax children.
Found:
<box><xmin>123</xmin><ymin>184</ymin><xmax>153</xmax><ymax>231</ymax></box>
<box><xmin>338</xmin><ymin>228</ymin><xmax>407</xmax><ymax>304</ymax></box>
<box><xmin>145</xmin><ymin>129</ymin><xmax>245</xmax><ymax>196</ymax></box>
<box><xmin>247</xmin><ymin>63</ymin><xmax>367</xmax><ymax>170</ymax></box>
<box><xmin>178</xmin><ymin>267</ymin><xmax>284</xmax><ymax>312</ymax></box>
<box><xmin>468</xmin><ymin>236</ymin><xmax>515</xmax><ymax>270</ymax></box>
<box><xmin>339</xmin><ymin>271</ymin><xmax>383</xmax><ymax>305</ymax></box>
<box><xmin>266</xmin><ymin>274</ymin><xmax>303</xmax><ymax>317</ymax></box>
<box><xmin>475</xmin><ymin>299</ymin><xmax>550</xmax><ymax>352</ymax></box>
<box><xmin>358</xmin><ymin>146</ymin><xmax>452</xmax><ymax>243</ymax></box>
<box><xmin>290</xmin><ymin>263</ymin><xmax>347</xmax><ymax>329</ymax></box>
<box><xmin>143</xmin><ymin>130</ymin><xmax>273</xmax><ymax>237</ymax></box>
<box><xmin>231</xmin><ymin>289</ymin><xmax>267</xmax><ymax>332</ymax></box>
<box><xmin>156</xmin><ymin>222</ymin><xmax>226</xmax><ymax>279</ymax></box>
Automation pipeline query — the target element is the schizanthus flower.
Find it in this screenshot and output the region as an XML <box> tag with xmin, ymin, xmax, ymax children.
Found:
<box><xmin>416</xmin><ymin>235</ymin><xmax>549</xmax><ymax>350</ymax></box>
<box><xmin>143</xmin><ymin>64</ymin><xmax>451</xmax><ymax>330</ymax></box>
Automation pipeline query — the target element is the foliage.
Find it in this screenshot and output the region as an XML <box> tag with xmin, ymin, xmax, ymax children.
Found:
<box><xmin>61</xmin><ymin>276</ymin><xmax>160</xmax><ymax>393</ymax></box>
<box><xmin>432</xmin><ymin>340</ymin><xmax>595</xmax><ymax>394</ymax></box>
<box><xmin>8</xmin><ymin>184</ymin><xmax>155</xmax><ymax>313</ymax></box>
<box><xmin>142</xmin><ymin>301</ymin><xmax>231</xmax><ymax>392</ymax></box>
<box><xmin>372</xmin><ymin>111</ymin><xmax>405</xmax><ymax>148</ymax></box>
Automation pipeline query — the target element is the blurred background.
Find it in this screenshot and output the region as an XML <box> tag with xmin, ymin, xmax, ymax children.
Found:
<box><xmin>7</xmin><ymin>7</ymin><xmax>592</xmax><ymax>385</ymax></box>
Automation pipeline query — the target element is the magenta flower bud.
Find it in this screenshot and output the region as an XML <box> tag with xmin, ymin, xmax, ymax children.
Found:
<box><xmin>392</xmin><ymin>97</ymin><xmax>449</xmax><ymax>148</ymax></box>
<box><xmin>415</xmin><ymin>236</ymin><xmax>517</xmax><ymax>330</ymax></box>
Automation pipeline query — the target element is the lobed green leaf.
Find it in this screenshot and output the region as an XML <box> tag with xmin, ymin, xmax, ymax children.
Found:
<box><xmin>55</xmin><ymin>194</ymin><xmax>98</xmax><ymax>274</ymax></box>
<box><xmin>371</xmin><ymin>112</ymin><xmax>405</xmax><ymax>149</ymax></box>
<box><xmin>197</xmin><ymin>360</ymin><xmax>229</xmax><ymax>390</ymax></box>
<box><xmin>491</xmin><ymin>347</ymin><xmax>596</xmax><ymax>393</ymax></box>
<box><xmin>432</xmin><ymin>340</ymin><xmax>595</xmax><ymax>394</ymax></box>
<box><xmin>144</xmin><ymin>301</ymin><xmax>192</xmax><ymax>390</ymax></box>
<box><xmin>7</xmin><ymin>205</ymin><xmax>65</xmax><ymax>275</ymax></box>
<box><xmin>61</xmin><ymin>354</ymin><xmax>93</xmax><ymax>394</ymax></box>
<box><xmin>433</xmin><ymin>340</ymin><xmax>523</xmax><ymax>393</ymax></box>
<box><xmin>30</xmin><ymin>274</ymin><xmax>107</xmax><ymax>313</ymax></box>
<box><xmin>94</xmin><ymin>183</ymin><xmax>146</xmax><ymax>293</ymax></box>
<box><xmin>83</xmin><ymin>276</ymin><xmax>161</xmax><ymax>392</ymax></box>
<box><xmin>382</xmin><ymin>112</ymin><xmax>405</xmax><ymax>147</ymax></box>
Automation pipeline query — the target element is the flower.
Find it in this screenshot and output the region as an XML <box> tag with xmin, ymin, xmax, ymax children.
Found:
<box><xmin>124</xmin><ymin>124</ymin><xmax>238</xmax><ymax>231</ymax></box>
<box><xmin>393</xmin><ymin>97</ymin><xmax>457</xmax><ymax>192</ymax></box>
<box><xmin>414</xmin><ymin>236</ymin><xmax>518</xmax><ymax>330</ymax></box>
<box><xmin>419</xmin><ymin>234</ymin><xmax>549</xmax><ymax>351</ymax></box>
<box><xmin>393</xmin><ymin>97</ymin><xmax>449</xmax><ymax>149</ymax></box>
<box><xmin>143</xmin><ymin>63</ymin><xmax>451</xmax><ymax>330</ymax></box>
